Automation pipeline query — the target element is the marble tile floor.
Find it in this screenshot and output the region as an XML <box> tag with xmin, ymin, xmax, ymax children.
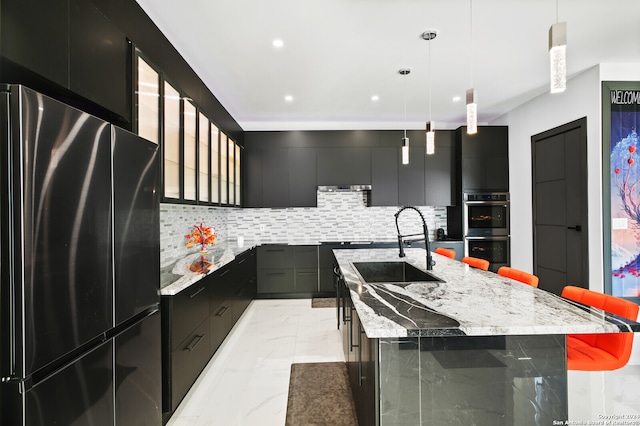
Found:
<box><xmin>167</xmin><ymin>299</ymin><xmax>640</xmax><ymax>425</ymax></box>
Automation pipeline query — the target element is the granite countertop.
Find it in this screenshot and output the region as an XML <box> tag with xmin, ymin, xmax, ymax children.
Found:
<box><xmin>159</xmin><ymin>239</ymin><xmax>392</xmax><ymax>296</ymax></box>
<box><xmin>333</xmin><ymin>248</ymin><xmax>640</xmax><ymax>339</ymax></box>
<box><xmin>160</xmin><ymin>239</ymin><xmax>260</xmax><ymax>295</ymax></box>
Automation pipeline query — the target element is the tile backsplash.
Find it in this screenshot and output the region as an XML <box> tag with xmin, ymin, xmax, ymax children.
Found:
<box><xmin>160</xmin><ymin>192</ymin><xmax>447</xmax><ymax>266</ymax></box>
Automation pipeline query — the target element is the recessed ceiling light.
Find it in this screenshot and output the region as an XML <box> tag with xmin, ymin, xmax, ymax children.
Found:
<box><xmin>452</xmin><ymin>96</ymin><xmax>461</xmax><ymax>102</ymax></box>
<box><xmin>371</xmin><ymin>95</ymin><xmax>380</xmax><ymax>101</ymax></box>
<box><xmin>272</xmin><ymin>39</ymin><xmax>284</xmax><ymax>48</ymax></box>
<box><xmin>284</xmin><ymin>95</ymin><xmax>293</xmax><ymax>102</ymax></box>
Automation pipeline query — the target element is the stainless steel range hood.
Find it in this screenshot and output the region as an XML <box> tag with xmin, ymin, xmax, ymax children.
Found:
<box><xmin>317</xmin><ymin>185</ymin><xmax>372</xmax><ymax>192</ymax></box>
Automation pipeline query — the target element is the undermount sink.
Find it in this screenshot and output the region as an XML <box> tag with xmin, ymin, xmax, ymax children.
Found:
<box><xmin>351</xmin><ymin>261</ymin><xmax>444</xmax><ymax>284</ymax></box>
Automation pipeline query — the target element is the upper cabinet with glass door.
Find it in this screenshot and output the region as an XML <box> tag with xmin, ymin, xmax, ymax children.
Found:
<box><xmin>135</xmin><ymin>52</ymin><xmax>241</xmax><ymax>207</ymax></box>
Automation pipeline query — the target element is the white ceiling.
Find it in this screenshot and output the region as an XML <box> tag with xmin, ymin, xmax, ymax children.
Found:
<box><xmin>136</xmin><ymin>0</ymin><xmax>640</xmax><ymax>131</ymax></box>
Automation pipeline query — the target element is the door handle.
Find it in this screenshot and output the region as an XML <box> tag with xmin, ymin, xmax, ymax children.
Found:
<box><xmin>567</xmin><ymin>225</ymin><xmax>582</xmax><ymax>232</ymax></box>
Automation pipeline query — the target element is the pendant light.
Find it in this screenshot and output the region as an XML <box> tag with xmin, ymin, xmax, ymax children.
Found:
<box><xmin>549</xmin><ymin>0</ymin><xmax>567</xmax><ymax>93</ymax></box>
<box><xmin>399</xmin><ymin>68</ymin><xmax>411</xmax><ymax>165</ymax></box>
<box><xmin>466</xmin><ymin>0</ymin><xmax>478</xmax><ymax>134</ymax></box>
<box><xmin>422</xmin><ymin>30</ymin><xmax>436</xmax><ymax>155</ymax></box>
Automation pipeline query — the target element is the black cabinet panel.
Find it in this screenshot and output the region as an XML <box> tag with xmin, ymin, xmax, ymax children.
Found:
<box><xmin>289</xmin><ymin>147</ymin><xmax>317</xmax><ymax>207</ymax></box>
<box><xmin>295</xmin><ymin>268</ymin><xmax>319</xmax><ymax>292</ymax></box>
<box><xmin>170</xmin><ymin>319</ymin><xmax>210</xmax><ymax>412</ymax></box>
<box><xmin>209</xmin><ymin>301</ymin><xmax>233</xmax><ymax>354</ymax></box>
<box><xmin>371</xmin><ymin>146</ymin><xmax>399</xmax><ymax>206</ymax></box>
<box><xmin>257</xmin><ymin>269</ymin><xmax>295</xmax><ymax>293</ymax></box>
<box><xmin>258</xmin><ymin>245</ymin><xmax>294</xmax><ymax>269</ymax></box>
<box><xmin>170</xmin><ymin>283</ymin><xmax>210</xmax><ymax>352</ymax></box>
<box><xmin>262</xmin><ymin>148</ymin><xmax>290</xmax><ymax>207</ymax></box>
<box><xmin>317</xmin><ymin>147</ymin><xmax>371</xmax><ymax>186</ymax></box>
<box><xmin>399</xmin><ymin>137</ymin><xmax>425</xmax><ymax>206</ymax></box>
<box><xmin>458</xmin><ymin>126</ymin><xmax>509</xmax><ymax>191</ymax></box>
<box><xmin>1</xmin><ymin>0</ymin><xmax>69</xmax><ymax>88</ymax></box>
<box><xmin>69</xmin><ymin>0</ymin><xmax>130</xmax><ymax>118</ymax></box>
<box><xmin>294</xmin><ymin>245</ymin><xmax>318</xmax><ymax>268</ymax></box>
<box><xmin>244</xmin><ymin>145</ymin><xmax>263</xmax><ymax>207</ymax></box>
<box><xmin>424</xmin><ymin>131</ymin><xmax>455</xmax><ymax>206</ymax></box>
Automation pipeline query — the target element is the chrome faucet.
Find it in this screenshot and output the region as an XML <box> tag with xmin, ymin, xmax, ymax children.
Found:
<box><xmin>394</xmin><ymin>206</ymin><xmax>435</xmax><ymax>270</ymax></box>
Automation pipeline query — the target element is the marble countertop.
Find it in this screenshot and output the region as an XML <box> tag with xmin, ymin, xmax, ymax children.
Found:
<box><xmin>333</xmin><ymin>248</ymin><xmax>640</xmax><ymax>338</ymax></box>
<box><xmin>159</xmin><ymin>239</ymin><xmax>397</xmax><ymax>296</ymax></box>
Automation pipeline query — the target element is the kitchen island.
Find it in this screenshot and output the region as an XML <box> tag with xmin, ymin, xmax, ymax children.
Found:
<box><xmin>333</xmin><ymin>248</ymin><xmax>640</xmax><ymax>425</ymax></box>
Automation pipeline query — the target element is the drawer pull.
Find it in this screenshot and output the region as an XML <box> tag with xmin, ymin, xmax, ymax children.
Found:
<box><xmin>266</xmin><ymin>249</ymin><xmax>285</xmax><ymax>253</ymax></box>
<box><xmin>238</xmin><ymin>258</ymin><xmax>247</xmax><ymax>264</ymax></box>
<box><xmin>266</xmin><ymin>272</ymin><xmax>286</xmax><ymax>276</ymax></box>
<box><xmin>219</xmin><ymin>269</ymin><xmax>231</xmax><ymax>277</ymax></box>
<box><xmin>185</xmin><ymin>334</ymin><xmax>204</xmax><ymax>352</ymax></box>
<box><xmin>189</xmin><ymin>286</ymin><xmax>205</xmax><ymax>299</ymax></box>
<box><xmin>215</xmin><ymin>305</ymin><xmax>229</xmax><ymax>317</ymax></box>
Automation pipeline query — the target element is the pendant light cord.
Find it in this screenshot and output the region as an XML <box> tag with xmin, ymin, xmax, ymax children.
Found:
<box><xmin>403</xmin><ymin>73</ymin><xmax>407</xmax><ymax>139</ymax></box>
<box><xmin>428</xmin><ymin>39</ymin><xmax>432</xmax><ymax>123</ymax></box>
<box><xmin>470</xmin><ymin>0</ymin><xmax>474</xmax><ymax>86</ymax></box>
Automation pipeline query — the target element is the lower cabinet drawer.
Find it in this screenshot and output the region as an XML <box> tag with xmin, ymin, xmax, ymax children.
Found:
<box><xmin>257</xmin><ymin>269</ymin><xmax>294</xmax><ymax>293</ymax></box>
<box><xmin>170</xmin><ymin>319</ymin><xmax>211</xmax><ymax>412</ymax></box>
<box><xmin>295</xmin><ymin>268</ymin><xmax>318</xmax><ymax>292</ymax></box>
<box><xmin>210</xmin><ymin>301</ymin><xmax>233</xmax><ymax>354</ymax></box>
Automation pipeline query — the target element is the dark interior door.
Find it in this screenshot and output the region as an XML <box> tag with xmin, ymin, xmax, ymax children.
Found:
<box><xmin>532</xmin><ymin>118</ymin><xmax>588</xmax><ymax>295</ymax></box>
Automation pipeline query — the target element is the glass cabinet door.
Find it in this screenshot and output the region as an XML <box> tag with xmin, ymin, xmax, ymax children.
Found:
<box><xmin>136</xmin><ymin>57</ymin><xmax>159</xmax><ymax>144</ymax></box>
<box><xmin>228</xmin><ymin>138</ymin><xmax>235</xmax><ymax>205</ymax></box>
<box><xmin>183</xmin><ymin>101</ymin><xmax>197</xmax><ymax>201</ymax></box>
<box><xmin>198</xmin><ymin>112</ymin><xmax>209</xmax><ymax>203</ymax></box>
<box><xmin>235</xmin><ymin>144</ymin><xmax>241</xmax><ymax>206</ymax></box>
<box><xmin>164</xmin><ymin>82</ymin><xmax>180</xmax><ymax>199</ymax></box>
<box><xmin>220</xmin><ymin>132</ymin><xmax>228</xmax><ymax>204</ymax></box>
<box><xmin>211</xmin><ymin>124</ymin><xmax>219</xmax><ymax>203</ymax></box>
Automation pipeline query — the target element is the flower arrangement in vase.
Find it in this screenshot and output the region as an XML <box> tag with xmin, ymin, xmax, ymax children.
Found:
<box><xmin>185</xmin><ymin>222</ymin><xmax>217</xmax><ymax>273</ymax></box>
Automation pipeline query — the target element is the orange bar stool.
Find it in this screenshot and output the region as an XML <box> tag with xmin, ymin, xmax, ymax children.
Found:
<box><xmin>561</xmin><ymin>285</ymin><xmax>639</xmax><ymax>371</ymax></box>
<box><xmin>497</xmin><ymin>266</ymin><xmax>539</xmax><ymax>288</ymax></box>
<box><xmin>461</xmin><ymin>256</ymin><xmax>490</xmax><ymax>271</ymax></box>
<box><xmin>435</xmin><ymin>247</ymin><xmax>456</xmax><ymax>259</ymax></box>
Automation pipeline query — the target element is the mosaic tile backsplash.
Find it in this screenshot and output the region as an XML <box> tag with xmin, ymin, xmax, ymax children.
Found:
<box><xmin>160</xmin><ymin>191</ymin><xmax>447</xmax><ymax>267</ymax></box>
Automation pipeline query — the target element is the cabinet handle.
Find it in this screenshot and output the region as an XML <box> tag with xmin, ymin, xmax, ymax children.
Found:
<box><xmin>358</xmin><ymin>327</ymin><xmax>364</xmax><ymax>386</ymax></box>
<box><xmin>266</xmin><ymin>272</ymin><xmax>286</xmax><ymax>276</ymax></box>
<box><xmin>189</xmin><ymin>286</ymin><xmax>205</xmax><ymax>299</ymax></box>
<box><xmin>349</xmin><ymin>307</ymin><xmax>358</xmax><ymax>351</ymax></box>
<box><xmin>297</xmin><ymin>271</ymin><xmax>317</xmax><ymax>276</ymax></box>
<box><xmin>266</xmin><ymin>248</ymin><xmax>285</xmax><ymax>253</ymax></box>
<box><xmin>215</xmin><ymin>305</ymin><xmax>229</xmax><ymax>317</ymax></box>
<box><xmin>185</xmin><ymin>334</ymin><xmax>204</xmax><ymax>352</ymax></box>
<box><xmin>238</xmin><ymin>258</ymin><xmax>247</xmax><ymax>265</ymax></box>
<box><xmin>219</xmin><ymin>269</ymin><xmax>231</xmax><ymax>277</ymax></box>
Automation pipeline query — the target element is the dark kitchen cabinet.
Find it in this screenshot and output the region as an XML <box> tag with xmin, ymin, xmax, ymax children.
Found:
<box><xmin>69</xmin><ymin>0</ymin><xmax>129</xmax><ymax>118</ymax></box>
<box><xmin>289</xmin><ymin>147</ymin><xmax>317</xmax><ymax>207</ymax></box>
<box><xmin>399</xmin><ymin>141</ymin><xmax>426</xmax><ymax>206</ymax></box>
<box><xmin>424</xmin><ymin>131</ymin><xmax>455</xmax><ymax>206</ymax></box>
<box><xmin>162</xmin><ymin>282</ymin><xmax>211</xmax><ymax>413</ymax></box>
<box><xmin>262</xmin><ymin>148</ymin><xmax>290</xmax><ymax>207</ymax></box>
<box><xmin>317</xmin><ymin>147</ymin><xmax>371</xmax><ymax>186</ymax></box>
<box><xmin>1</xmin><ymin>0</ymin><xmax>69</xmax><ymax>89</ymax></box>
<box><xmin>162</xmin><ymin>248</ymin><xmax>256</xmax><ymax>417</ymax></box>
<box><xmin>371</xmin><ymin>146</ymin><xmax>399</xmax><ymax>206</ymax></box>
<box><xmin>430</xmin><ymin>241</ymin><xmax>464</xmax><ymax>261</ymax></box>
<box><xmin>458</xmin><ymin>126</ymin><xmax>509</xmax><ymax>192</ymax></box>
<box><xmin>257</xmin><ymin>245</ymin><xmax>323</xmax><ymax>296</ymax></box>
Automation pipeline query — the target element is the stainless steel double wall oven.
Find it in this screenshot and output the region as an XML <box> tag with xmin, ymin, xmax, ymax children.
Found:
<box><xmin>463</xmin><ymin>192</ymin><xmax>510</xmax><ymax>271</ymax></box>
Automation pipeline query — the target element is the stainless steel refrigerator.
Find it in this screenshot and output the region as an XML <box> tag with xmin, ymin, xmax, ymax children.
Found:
<box><xmin>0</xmin><ymin>85</ymin><xmax>162</xmax><ymax>425</ymax></box>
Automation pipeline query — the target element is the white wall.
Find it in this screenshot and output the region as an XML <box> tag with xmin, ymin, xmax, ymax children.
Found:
<box><xmin>495</xmin><ymin>63</ymin><xmax>640</xmax><ymax>293</ymax></box>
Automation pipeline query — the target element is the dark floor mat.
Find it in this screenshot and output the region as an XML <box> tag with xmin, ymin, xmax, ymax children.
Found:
<box><xmin>285</xmin><ymin>362</ymin><xmax>358</xmax><ymax>426</ymax></box>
